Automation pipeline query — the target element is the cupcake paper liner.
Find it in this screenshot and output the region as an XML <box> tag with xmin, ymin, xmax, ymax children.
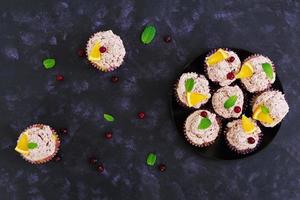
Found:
<box><xmin>21</xmin><ymin>124</ymin><xmax>61</xmax><ymax>165</ymax></box>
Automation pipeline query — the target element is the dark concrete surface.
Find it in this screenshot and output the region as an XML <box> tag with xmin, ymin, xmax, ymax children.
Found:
<box><xmin>0</xmin><ymin>0</ymin><xmax>299</xmax><ymax>199</ymax></box>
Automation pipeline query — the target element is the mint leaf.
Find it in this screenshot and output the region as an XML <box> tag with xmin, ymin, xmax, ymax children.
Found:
<box><xmin>141</xmin><ymin>25</ymin><xmax>156</xmax><ymax>44</ymax></box>
<box><xmin>224</xmin><ymin>95</ymin><xmax>238</xmax><ymax>109</ymax></box>
<box><xmin>43</xmin><ymin>58</ymin><xmax>56</xmax><ymax>69</ymax></box>
<box><xmin>28</xmin><ymin>142</ymin><xmax>38</xmax><ymax>149</ymax></box>
<box><xmin>262</xmin><ymin>63</ymin><xmax>274</xmax><ymax>80</ymax></box>
<box><xmin>146</xmin><ymin>153</ymin><xmax>157</xmax><ymax>166</ymax></box>
<box><xmin>185</xmin><ymin>78</ymin><xmax>195</xmax><ymax>92</ymax></box>
<box><xmin>104</xmin><ymin>113</ymin><xmax>115</xmax><ymax>122</ymax></box>
<box><xmin>198</xmin><ymin>118</ymin><xmax>212</xmax><ymax>130</ymax></box>
<box><xmin>261</xmin><ymin>105</ymin><xmax>270</xmax><ymax>114</ymax></box>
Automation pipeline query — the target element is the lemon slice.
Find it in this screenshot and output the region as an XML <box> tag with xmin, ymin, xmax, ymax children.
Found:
<box><xmin>88</xmin><ymin>42</ymin><xmax>101</xmax><ymax>61</ymax></box>
<box><xmin>15</xmin><ymin>132</ymin><xmax>29</xmax><ymax>155</ymax></box>
<box><xmin>186</xmin><ymin>92</ymin><xmax>208</xmax><ymax>107</ymax></box>
<box><xmin>242</xmin><ymin>115</ymin><xmax>255</xmax><ymax>134</ymax></box>
<box><xmin>253</xmin><ymin>106</ymin><xmax>274</xmax><ymax>124</ymax></box>
<box><xmin>236</xmin><ymin>63</ymin><xmax>254</xmax><ymax>79</ymax></box>
<box><xmin>205</xmin><ymin>49</ymin><xmax>229</xmax><ymax>66</ymax></box>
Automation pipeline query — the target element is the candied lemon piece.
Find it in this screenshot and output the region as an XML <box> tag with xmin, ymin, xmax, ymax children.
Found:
<box><xmin>242</xmin><ymin>115</ymin><xmax>255</xmax><ymax>134</ymax></box>
<box><xmin>253</xmin><ymin>106</ymin><xmax>274</xmax><ymax>124</ymax></box>
<box><xmin>205</xmin><ymin>49</ymin><xmax>229</xmax><ymax>66</ymax></box>
<box><xmin>236</xmin><ymin>63</ymin><xmax>254</xmax><ymax>79</ymax></box>
<box><xmin>186</xmin><ymin>92</ymin><xmax>208</xmax><ymax>107</ymax></box>
<box><xmin>15</xmin><ymin>132</ymin><xmax>29</xmax><ymax>155</ymax></box>
<box><xmin>88</xmin><ymin>42</ymin><xmax>101</xmax><ymax>61</ymax></box>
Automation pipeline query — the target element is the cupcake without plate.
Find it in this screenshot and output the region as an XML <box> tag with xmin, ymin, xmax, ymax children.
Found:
<box><xmin>175</xmin><ymin>72</ymin><xmax>211</xmax><ymax>109</ymax></box>
<box><xmin>184</xmin><ymin>110</ymin><xmax>220</xmax><ymax>147</ymax></box>
<box><xmin>205</xmin><ymin>48</ymin><xmax>241</xmax><ymax>86</ymax></box>
<box><xmin>15</xmin><ymin>124</ymin><xmax>60</xmax><ymax>164</ymax></box>
<box><xmin>252</xmin><ymin>90</ymin><xmax>289</xmax><ymax>127</ymax></box>
<box><xmin>212</xmin><ymin>85</ymin><xmax>244</xmax><ymax>119</ymax></box>
<box><xmin>86</xmin><ymin>30</ymin><xmax>126</xmax><ymax>72</ymax></box>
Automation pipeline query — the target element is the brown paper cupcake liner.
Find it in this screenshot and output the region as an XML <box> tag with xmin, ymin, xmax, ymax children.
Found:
<box><xmin>21</xmin><ymin>124</ymin><xmax>61</xmax><ymax>165</ymax></box>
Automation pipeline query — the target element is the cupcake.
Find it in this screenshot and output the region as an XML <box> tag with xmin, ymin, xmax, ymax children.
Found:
<box><xmin>15</xmin><ymin>124</ymin><xmax>60</xmax><ymax>164</ymax></box>
<box><xmin>86</xmin><ymin>30</ymin><xmax>126</xmax><ymax>72</ymax></box>
<box><xmin>184</xmin><ymin>110</ymin><xmax>220</xmax><ymax>147</ymax></box>
<box><xmin>175</xmin><ymin>72</ymin><xmax>211</xmax><ymax>109</ymax></box>
<box><xmin>252</xmin><ymin>90</ymin><xmax>289</xmax><ymax>127</ymax></box>
<box><xmin>205</xmin><ymin>48</ymin><xmax>241</xmax><ymax>86</ymax></box>
<box><xmin>212</xmin><ymin>85</ymin><xmax>244</xmax><ymax>119</ymax></box>
<box><xmin>226</xmin><ymin>115</ymin><xmax>262</xmax><ymax>154</ymax></box>
<box><xmin>237</xmin><ymin>55</ymin><xmax>275</xmax><ymax>93</ymax></box>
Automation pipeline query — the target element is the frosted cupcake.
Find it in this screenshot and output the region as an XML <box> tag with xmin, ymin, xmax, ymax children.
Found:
<box><xmin>205</xmin><ymin>48</ymin><xmax>241</xmax><ymax>86</ymax></box>
<box><xmin>184</xmin><ymin>110</ymin><xmax>220</xmax><ymax>147</ymax></box>
<box><xmin>212</xmin><ymin>85</ymin><xmax>244</xmax><ymax>119</ymax></box>
<box><xmin>15</xmin><ymin>124</ymin><xmax>60</xmax><ymax>164</ymax></box>
<box><xmin>252</xmin><ymin>90</ymin><xmax>289</xmax><ymax>127</ymax></box>
<box><xmin>237</xmin><ymin>55</ymin><xmax>275</xmax><ymax>93</ymax></box>
<box><xmin>86</xmin><ymin>30</ymin><xmax>126</xmax><ymax>72</ymax></box>
<box><xmin>226</xmin><ymin>115</ymin><xmax>262</xmax><ymax>154</ymax></box>
<box><xmin>176</xmin><ymin>72</ymin><xmax>211</xmax><ymax>109</ymax></box>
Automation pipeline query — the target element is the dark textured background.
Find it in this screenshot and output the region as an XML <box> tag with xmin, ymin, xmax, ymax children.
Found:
<box><xmin>0</xmin><ymin>0</ymin><xmax>299</xmax><ymax>200</ymax></box>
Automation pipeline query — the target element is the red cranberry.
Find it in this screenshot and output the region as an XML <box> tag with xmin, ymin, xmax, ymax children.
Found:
<box><xmin>164</xmin><ymin>35</ymin><xmax>172</xmax><ymax>43</ymax></box>
<box><xmin>56</xmin><ymin>74</ymin><xmax>64</xmax><ymax>81</ymax></box>
<box><xmin>59</xmin><ymin>128</ymin><xmax>68</xmax><ymax>135</ymax></box>
<box><xmin>54</xmin><ymin>155</ymin><xmax>61</xmax><ymax>162</ymax></box>
<box><xmin>247</xmin><ymin>137</ymin><xmax>255</xmax><ymax>144</ymax></box>
<box><xmin>138</xmin><ymin>112</ymin><xmax>145</xmax><ymax>119</ymax></box>
<box><xmin>226</xmin><ymin>72</ymin><xmax>235</xmax><ymax>80</ymax></box>
<box><xmin>111</xmin><ymin>76</ymin><xmax>119</xmax><ymax>83</ymax></box>
<box><xmin>77</xmin><ymin>49</ymin><xmax>85</xmax><ymax>57</ymax></box>
<box><xmin>97</xmin><ymin>163</ymin><xmax>104</xmax><ymax>173</ymax></box>
<box><xmin>99</xmin><ymin>46</ymin><xmax>107</xmax><ymax>53</ymax></box>
<box><xmin>200</xmin><ymin>111</ymin><xmax>208</xmax><ymax>118</ymax></box>
<box><xmin>104</xmin><ymin>131</ymin><xmax>113</xmax><ymax>139</ymax></box>
<box><xmin>227</xmin><ymin>56</ymin><xmax>235</xmax><ymax>63</ymax></box>
<box><xmin>234</xmin><ymin>106</ymin><xmax>241</xmax><ymax>113</ymax></box>
<box><xmin>88</xmin><ymin>157</ymin><xmax>98</xmax><ymax>165</ymax></box>
<box><xmin>158</xmin><ymin>164</ymin><xmax>167</xmax><ymax>172</ymax></box>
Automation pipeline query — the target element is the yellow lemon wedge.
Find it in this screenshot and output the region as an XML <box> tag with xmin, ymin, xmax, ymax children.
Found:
<box><xmin>205</xmin><ymin>49</ymin><xmax>229</xmax><ymax>66</ymax></box>
<box><xmin>253</xmin><ymin>106</ymin><xmax>274</xmax><ymax>124</ymax></box>
<box><xmin>241</xmin><ymin>115</ymin><xmax>256</xmax><ymax>134</ymax></box>
<box><xmin>88</xmin><ymin>42</ymin><xmax>101</xmax><ymax>61</ymax></box>
<box><xmin>236</xmin><ymin>63</ymin><xmax>254</xmax><ymax>79</ymax></box>
<box><xmin>15</xmin><ymin>132</ymin><xmax>29</xmax><ymax>155</ymax></box>
<box><xmin>186</xmin><ymin>92</ymin><xmax>208</xmax><ymax>107</ymax></box>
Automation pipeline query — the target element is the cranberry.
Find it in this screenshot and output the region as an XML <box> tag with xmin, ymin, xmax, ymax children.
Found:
<box><xmin>158</xmin><ymin>164</ymin><xmax>167</xmax><ymax>172</ymax></box>
<box><xmin>88</xmin><ymin>156</ymin><xmax>98</xmax><ymax>165</ymax></box>
<box><xmin>104</xmin><ymin>131</ymin><xmax>113</xmax><ymax>139</ymax></box>
<box><xmin>234</xmin><ymin>106</ymin><xmax>241</xmax><ymax>113</ymax></box>
<box><xmin>164</xmin><ymin>35</ymin><xmax>172</xmax><ymax>43</ymax></box>
<box><xmin>111</xmin><ymin>76</ymin><xmax>119</xmax><ymax>83</ymax></box>
<box><xmin>99</xmin><ymin>46</ymin><xmax>107</xmax><ymax>53</ymax></box>
<box><xmin>138</xmin><ymin>112</ymin><xmax>145</xmax><ymax>119</ymax></box>
<box><xmin>247</xmin><ymin>137</ymin><xmax>255</xmax><ymax>144</ymax></box>
<box><xmin>200</xmin><ymin>111</ymin><xmax>208</xmax><ymax>118</ymax></box>
<box><xmin>77</xmin><ymin>49</ymin><xmax>85</xmax><ymax>57</ymax></box>
<box><xmin>97</xmin><ymin>163</ymin><xmax>104</xmax><ymax>173</ymax></box>
<box><xmin>226</xmin><ymin>72</ymin><xmax>235</xmax><ymax>80</ymax></box>
<box><xmin>59</xmin><ymin>128</ymin><xmax>68</xmax><ymax>135</ymax></box>
<box><xmin>56</xmin><ymin>74</ymin><xmax>64</xmax><ymax>81</ymax></box>
<box><xmin>54</xmin><ymin>155</ymin><xmax>61</xmax><ymax>162</ymax></box>
<box><xmin>227</xmin><ymin>56</ymin><xmax>235</xmax><ymax>63</ymax></box>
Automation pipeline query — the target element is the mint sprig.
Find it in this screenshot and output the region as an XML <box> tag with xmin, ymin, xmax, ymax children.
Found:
<box><xmin>185</xmin><ymin>78</ymin><xmax>195</xmax><ymax>92</ymax></box>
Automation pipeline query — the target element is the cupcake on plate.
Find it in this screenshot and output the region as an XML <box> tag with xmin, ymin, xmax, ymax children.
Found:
<box><xmin>252</xmin><ymin>90</ymin><xmax>289</xmax><ymax>127</ymax></box>
<box><xmin>226</xmin><ymin>115</ymin><xmax>262</xmax><ymax>154</ymax></box>
<box><xmin>15</xmin><ymin>124</ymin><xmax>60</xmax><ymax>164</ymax></box>
<box><xmin>212</xmin><ymin>85</ymin><xmax>244</xmax><ymax>119</ymax></box>
<box><xmin>86</xmin><ymin>30</ymin><xmax>126</xmax><ymax>72</ymax></box>
<box><xmin>184</xmin><ymin>110</ymin><xmax>220</xmax><ymax>147</ymax></box>
<box><xmin>205</xmin><ymin>48</ymin><xmax>241</xmax><ymax>86</ymax></box>
<box><xmin>237</xmin><ymin>55</ymin><xmax>275</xmax><ymax>93</ymax></box>
<box><xmin>175</xmin><ymin>72</ymin><xmax>211</xmax><ymax>109</ymax></box>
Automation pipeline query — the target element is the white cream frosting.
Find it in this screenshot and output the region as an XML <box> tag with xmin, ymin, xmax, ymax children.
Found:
<box><xmin>184</xmin><ymin>110</ymin><xmax>220</xmax><ymax>146</ymax></box>
<box><xmin>241</xmin><ymin>55</ymin><xmax>276</xmax><ymax>93</ymax></box>
<box><xmin>212</xmin><ymin>85</ymin><xmax>244</xmax><ymax>118</ymax></box>
<box><xmin>206</xmin><ymin>50</ymin><xmax>241</xmax><ymax>86</ymax></box>
<box><xmin>176</xmin><ymin>72</ymin><xmax>211</xmax><ymax>108</ymax></box>
<box><xmin>86</xmin><ymin>30</ymin><xmax>126</xmax><ymax>71</ymax></box>
<box><xmin>252</xmin><ymin>90</ymin><xmax>289</xmax><ymax>127</ymax></box>
<box><xmin>226</xmin><ymin>119</ymin><xmax>261</xmax><ymax>151</ymax></box>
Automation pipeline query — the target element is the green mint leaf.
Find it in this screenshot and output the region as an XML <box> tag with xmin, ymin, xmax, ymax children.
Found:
<box><xmin>261</xmin><ymin>105</ymin><xmax>270</xmax><ymax>114</ymax></box>
<box><xmin>146</xmin><ymin>153</ymin><xmax>157</xmax><ymax>166</ymax></box>
<box><xmin>103</xmin><ymin>113</ymin><xmax>115</xmax><ymax>122</ymax></box>
<box><xmin>224</xmin><ymin>95</ymin><xmax>238</xmax><ymax>109</ymax></box>
<box><xmin>28</xmin><ymin>142</ymin><xmax>38</xmax><ymax>149</ymax></box>
<box><xmin>185</xmin><ymin>78</ymin><xmax>195</xmax><ymax>92</ymax></box>
<box><xmin>198</xmin><ymin>118</ymin><xmax>212</xmax><ymax>130</ymax></box>
<box><xmin>141</xmin><ymin>25</ymin><xmax>156</xmax><ymax>44</ymax></box>
<box><xmin>43</xmin><ymin>58</ymin><xmax>56</xmax><ymax>69</ymax></box>
<box><xmin>262</xmin><ymin>63</ymin><xmax>274</xmax><ymax>80</ymax></box>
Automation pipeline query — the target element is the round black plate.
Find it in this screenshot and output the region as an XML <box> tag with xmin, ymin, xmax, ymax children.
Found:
<box><xmin>171</xmin><ymin>48</ymin><xmax>283</xmax><ymax>160</ymax></box>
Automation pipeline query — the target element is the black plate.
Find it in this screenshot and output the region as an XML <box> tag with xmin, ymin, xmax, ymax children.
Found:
<box><xmin>170</xmin><ymin>48</ymin><xmax>283</xmax><ymax>160</ymax></box>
